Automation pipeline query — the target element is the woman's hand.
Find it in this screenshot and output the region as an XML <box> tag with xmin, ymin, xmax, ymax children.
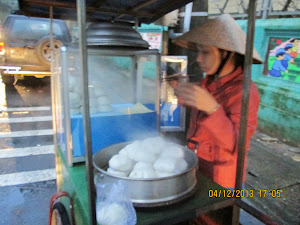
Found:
<box><xmin>174</xmin><ymin>82</ymin><xmax>219</xmax><ymax>115</ymax></box>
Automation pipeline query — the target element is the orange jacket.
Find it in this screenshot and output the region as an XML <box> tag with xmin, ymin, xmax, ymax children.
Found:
<box><xmin>187</xmin><ymin>67</ymin><xmax>260</xmax><ymax>188</ymax></box>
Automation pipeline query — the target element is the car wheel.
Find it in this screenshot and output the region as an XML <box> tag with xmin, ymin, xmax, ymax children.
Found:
<box><xmin>35</xmin><ymin>36</ymin><xmax>63</xmax><ymax>66</ymax></box>
<box><xmin>51</xmin><ymin>202</ymin><xmax>71</xmax><ymax>225</ymax></box>
<box><xmin>1</xmin><ymin>75</ymin><xmax>14</xmax><ymax>85</ymax></box>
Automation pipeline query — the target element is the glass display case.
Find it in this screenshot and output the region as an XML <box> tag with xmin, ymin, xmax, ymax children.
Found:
<box><xmin>52</xmin><ymin>23</ymin><xmax>160</xmax><ymax>165</ymax></box>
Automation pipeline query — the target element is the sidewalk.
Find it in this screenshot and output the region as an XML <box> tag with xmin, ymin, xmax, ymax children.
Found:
<box><xmin>242</xmin><ymin>131</ymin><xmax>300</xmax><ymax>225</ymax></box>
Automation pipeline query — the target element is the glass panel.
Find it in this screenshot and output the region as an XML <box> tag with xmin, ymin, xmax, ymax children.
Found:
<box><xmin>160</xmin><ymin>56</ymin><xmax>187</xmax><ymax>131</ymax></box>
<box><xmin>63</xmin><ymin>48</ymin><xmax>159</xmax><ymax>161</ymax></box>
<box><xmin>88</xmin><ymin>55</ymin><xmax>134</xmax><ymax>105</ymax></box>
<box><xmin>136</xmin><ymin>54</ymin><xmax>158</xmax><ymax>106</ymax></box>
<box><xmin>53</xmin><ymin>49</ymin><xmax>66</xmax><ymax>155</ymax></box>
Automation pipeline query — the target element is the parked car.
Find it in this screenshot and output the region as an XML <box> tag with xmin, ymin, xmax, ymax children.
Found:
<box><xmin>0</xmin><ymin>14</ymin><xmax>72</xmax><ymax>84</ymax></box>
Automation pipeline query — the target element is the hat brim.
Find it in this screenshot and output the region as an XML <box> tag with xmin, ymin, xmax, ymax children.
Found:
<box><xmin>173</xmin><ymin>14</ymin><xmax>263</xmax><ymax>64</ymax></box>
<box><xmin>173</xmin><ymin>39</ymin><xmax>262</xmax><ymax>64</ymax></box>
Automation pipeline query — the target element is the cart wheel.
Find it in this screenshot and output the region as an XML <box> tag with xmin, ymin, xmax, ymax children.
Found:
<box><xmin>51</xmin><ymin>202</ymin><xmax>71</xmax><ymax>225</ymax></box>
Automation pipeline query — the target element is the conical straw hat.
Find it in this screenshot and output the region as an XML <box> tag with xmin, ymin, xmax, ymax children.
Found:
<box><xmin>173</xmin><ymin>14</ymin><xmax>262</xmax><ymax>64</ymax></box>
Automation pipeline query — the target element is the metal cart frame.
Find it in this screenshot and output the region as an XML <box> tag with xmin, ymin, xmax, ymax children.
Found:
<box><xmin>18</xmin><ymin>0</ymin><xmax>278</xmax><ymax>224</ymax></box>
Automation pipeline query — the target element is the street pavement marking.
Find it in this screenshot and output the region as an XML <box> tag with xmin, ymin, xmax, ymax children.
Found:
<box><xmin>0</xmin><ymin>168</ymin><xmax>56</xmax><ymax>187</ymax></box>
<box><xmin>0</xmin><ymin>106</ymin><xmax>51</xmax><ymax>112</ymax></box>
<box><xmin>0</xmin><ymin>129</ymin><xmax>53</xmax><ymax>138</ymax></box>
<box><xmin>0</xmin><ymin>116</ymin><xmax>52</xmax><ymax>123</ymax></box>
<box><xmin>0</xmin><ymin>145</ymin><xmax>54</xmax><ymax>158</ymax></box>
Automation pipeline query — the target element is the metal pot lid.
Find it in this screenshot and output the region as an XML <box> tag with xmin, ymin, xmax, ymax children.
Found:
<box><xmin>86</xmin><ymin>22</ymin><xmax>149</xmax><ymax>49</ymax></box>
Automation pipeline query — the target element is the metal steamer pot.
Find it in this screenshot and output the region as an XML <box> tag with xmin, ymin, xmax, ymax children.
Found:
<box><xmin>93</xmin><ymin>142</ymin><xmax>198</xmax><ymax>207</ymax></box>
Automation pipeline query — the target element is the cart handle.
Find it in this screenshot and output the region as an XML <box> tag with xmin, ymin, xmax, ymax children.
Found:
<box><xmin>187</xmin><ymin>139</ymin><xmax>199</xmax><ymax>154</ymax></box>
<box><xmin>49</xmin><ymin>191</ymin><xmax>76</xmax><ymax>225</ymax></box>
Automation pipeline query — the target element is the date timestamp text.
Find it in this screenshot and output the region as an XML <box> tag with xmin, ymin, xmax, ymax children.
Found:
<box><xmin>208</xmin><ymin>189</ymin><xmax>281</xmax><ymax>198</ymax></box>
<box><xmin>209</xmin><ymin>189</ymin><xmax>254</xmax><ymax>198</ymax></box>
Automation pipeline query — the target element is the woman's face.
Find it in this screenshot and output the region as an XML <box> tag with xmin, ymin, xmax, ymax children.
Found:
<box><xmin>196</xmin><ymin>44</ymin><xmax>222</xmax><ymax>75</ymax></box>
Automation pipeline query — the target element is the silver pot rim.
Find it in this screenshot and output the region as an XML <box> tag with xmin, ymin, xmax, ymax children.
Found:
<box><xmin>92</xmin><ymin>141</ymin><xmax>198</xmax><ymax>181</ymax></box>
<box><xmin>93</xmin><ymin>141</ymin><xmax>199</xmax><ymax>207</ymax></box>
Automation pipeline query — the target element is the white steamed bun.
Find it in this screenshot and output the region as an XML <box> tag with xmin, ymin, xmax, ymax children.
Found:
<box><xmin>132</xmin><ymin>150</ymin><xmax>157</xmax><ymax>163</ymax></box>
<box><xmin>132</xmin><ymin>162</ymin><xmax>153</xmax><ymax>171</ymax></box>
<box><xmin>109</xmin><ymin>154</ymin><xmax>134</xmax><ymax>172</ymax></box>
<box><xmin>153</xmin><ymin>157</ymin><xmax>178</xmax><ymax>173</ymax></box>
<box><xmin>141</xmin><ymin>137</ymin><xmax>167</xmax><ymax>155</ymax></box>
<box><xmin>129</xmin><ymin>167</ymin><xmax>157</xmax><ymax>179</ymax></box>
<box><xmin>124</xmin><ymin>141</ymin><xmax>142</xmax><ymax>160</ymax></box>
<box><xmin>153</xmin><ymin>156</ymin><xmax>188</xmax><ymax>174</ymax></box>
<box><xmin>106</xmin><ymin>168</ymin><xmax>128</xmax><ymax>177</ymax></box>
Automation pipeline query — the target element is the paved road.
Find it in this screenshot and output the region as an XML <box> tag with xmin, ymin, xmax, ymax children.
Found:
<box><xmin>245</xmin><ymin>131</ymin><xmax>300</xmax><ymax>225</ymax></box>
<box><xmin>0</xmin><ymin>77</ymin><xmax>56</xmax><ymax>225</ymax></box>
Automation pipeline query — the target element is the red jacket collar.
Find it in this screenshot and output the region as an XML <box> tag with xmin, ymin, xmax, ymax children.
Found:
<box><xmin>201</xmin><ymin>67</ymin><xmax>243</xmax><ymax>90</ymax></box>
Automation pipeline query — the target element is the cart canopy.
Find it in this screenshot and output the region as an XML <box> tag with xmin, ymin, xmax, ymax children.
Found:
<box><xmin>18</xmin><ymin>0</ymin><xmax>194</xmax><ymax>24</ymax></box>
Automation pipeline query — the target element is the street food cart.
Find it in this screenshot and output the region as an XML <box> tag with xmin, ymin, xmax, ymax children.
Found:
<box><xmin>18</xmin><ymin>0</ymin><xmax>277</xmax><ymax>225</ymax></box>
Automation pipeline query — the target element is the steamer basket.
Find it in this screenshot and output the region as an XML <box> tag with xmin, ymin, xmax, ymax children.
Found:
<box><xmin>93</xmin><ymin>142</ymin><xmax>198</xmax><ymax>207</ymax></box>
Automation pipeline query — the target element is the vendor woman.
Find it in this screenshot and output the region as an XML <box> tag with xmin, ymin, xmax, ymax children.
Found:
<box><xmin>173</xmin><ymin>14</ymin><xmax>262</xmax><ymax>190</ymax></box>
